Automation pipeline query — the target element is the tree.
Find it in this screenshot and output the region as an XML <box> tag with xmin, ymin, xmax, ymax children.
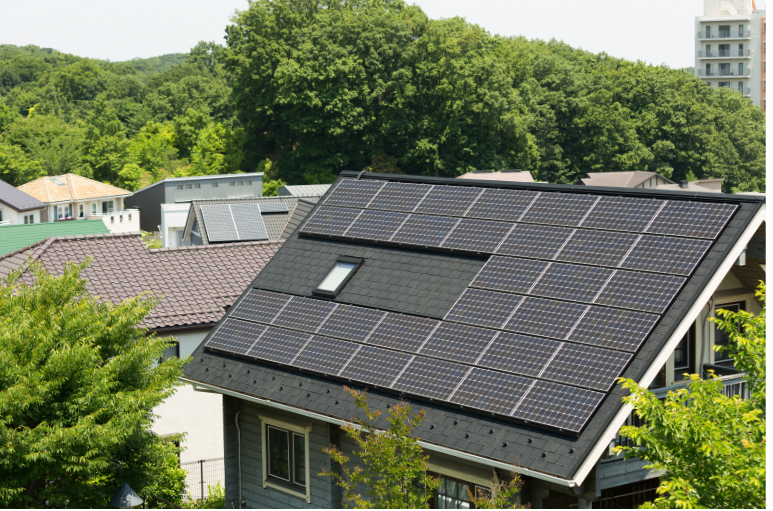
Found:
<box><xmin>189</xmin><ymin>122</ymin><xmax>244</xmax><ymax>175</ymax></box>
<box><xmin>321</xmin><ymin>387</ymin><xmax>441</xmax><ymax>508</ymax></box>
<box><xmin>3</xmin><ymin>114</ymin><xmax>85</xmax><ymax>176</ymax></box>
<box><xmin>0</xmin><ymin>142</ymin><xmax>45</xmax><ymax>186</ymax></box>
<box><xmin>468</xmin><ymin>469</ymin><xmax>526</xmax><ymax>509</ymax></box>
<box><xmin>128</xmin><ymin>121</ymin><xmax>178</xmax><ymax>181</ymax></box>
<box><xmin>262</xmin><ymin>178</ymin><xmax>286</xmax><ymax>196</ymax></box>
<box><xmin>615</xmin><ymin>283</ymin><xmax>766</xmax><ymax>509</ymax></box>
<box><xmin>0</xmin><ymin>259</ymin><xmax>188</xmax><ymax>508</ymax></box>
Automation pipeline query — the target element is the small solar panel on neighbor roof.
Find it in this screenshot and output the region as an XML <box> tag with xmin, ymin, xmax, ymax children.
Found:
<box><xmin>200</xmin><ymin>203</ymin><xmax>268</xmax><ymax>242</ymax></box>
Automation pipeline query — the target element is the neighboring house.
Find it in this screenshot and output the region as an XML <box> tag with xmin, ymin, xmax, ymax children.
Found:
<box><xmin>17</xmin><ymin>174</ymin><xmax>138</xmax><ymax>233</ymax></box>
<box><xmin>182</xmin><ymin>196</ymin><xmax>321</xmax><ymax>246</ymax></box>
<box><xmin>161</xmin><ymin>203</ymin><xmax>192</xmax><ymax>248</ymax></box>
<box><xmin>126</xmin><ymin>173</ymin><xmax>264</xmax><ymax>233</ymax></box>
<box><xmin>0</xmin><ymin>220</ymin><xmax>109</xmax><ymax>256</ymax></box>
<box><xmin>581</xmin><ymin>171</ymin><xmax>725</xmax><ymax>193</ymax></box>
<box><xmin>457</xmin><ymin>169</ymin><xmax>536</xmax><ymax>183</ymax></box>
<box><xmin>278</xmin><ymin>184</ymin><xmax>331</xmax><ymax>197</ymax></box>
<box><xmin>181</xmin><ymin>173</ymin><xmax>765</xmax><ymax>509</ymax></box>
<box><xmin>0</xmin><ymin>178</ymin><xmax>46</xmax><ymax>225</ymax></box>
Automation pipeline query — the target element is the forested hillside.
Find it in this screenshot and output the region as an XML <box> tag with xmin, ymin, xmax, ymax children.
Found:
<box><xmin>0</xmin><ymin>0</ymin><xmax>766</xmax><ymax>193</ymax></box>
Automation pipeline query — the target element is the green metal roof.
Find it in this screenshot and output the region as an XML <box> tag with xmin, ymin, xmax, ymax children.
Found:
<box><xmin>0</xmin><ymin>220</ymin><xmax>110</xmax><ymax>256</ymax></box>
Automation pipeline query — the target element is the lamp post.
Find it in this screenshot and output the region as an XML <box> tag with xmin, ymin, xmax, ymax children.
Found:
<box><xmin>109</xmin><ymin>482</ymin><xmax>144</xmax><ymax>509</ymax></box>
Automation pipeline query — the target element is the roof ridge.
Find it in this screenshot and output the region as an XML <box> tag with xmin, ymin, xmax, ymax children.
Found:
<box><xmin>149</xmin><ymin>239</ymin><xmax>284</xmax><ymax>253</ymax></box>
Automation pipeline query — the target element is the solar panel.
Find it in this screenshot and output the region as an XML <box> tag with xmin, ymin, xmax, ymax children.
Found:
<box><xmin>595</xmin><ymin>271</ymin><xmax>684</xmax><ymax>314</ymax></box>
<box><xmin>464</xmin><ymin>188</ymin><xmax>539</xmax><ymax>222</ymax></box>
<box><xmin>392</xmin><ymin>357</ymin><xmax>468</xmax><ymax>399</ymax></box>
<box><xmin>440</xmin><ymin>219</ymin><xmax>513</xmax><ymax>253</ymax></box>
<box><xmin>339</xmin><ymin>345</ymin><xmax>412</xmax><ymax>387</ymax></box>
<box><xmin>301</xmin><ymin>206</ymin><xmax>361</xmax><ymax>236</ymax></box>
<box><xmin>272</xmin><ymin>296</ymin><xmax>338</xmax><ymax>332</ymax></box>
<box><xmin>450</xmin><ymin>368</ymin><xmax>532</xmax><ymax>416</ymax></box>
<box><xmin>413</xmin><ymin>185</ymin><xmax>482</xmax><ymax>216</ymax></box>
<box><xmin>231</xmin><ymin>203</ymin><xmax>269</xmax><ymax>241</ymax></box>
<box><xmin>230</xmin><ymin>289</ymin><xmax>291</xmax><ymax>324</ymax></box>
<box><xmin>567</xmin><ymin>306</ymin><xmax>658</xmax><ymax>352</ymax></box>
<box><xmin>293</xmin><ymin>336</ymin><xmax>358</xmax><ymax>374</ymax></box>
<box><xmin>391</xmin><ymin>214</ymin><xmax>459</xmax><ymax>246</ymax></box>
<box><xmin>419</xmin><ymin>322</ymin><xmax>497</xmax><ymax>364</ymax></box>
<box><xmin>200</xmin><ymin>204</ymin><xmax>238</xmax><ymax>242</ymax></box>
<box><xmin>530</xmin><ymin>263</ymin><xmax>614</xmax><ymax>303</ymax></box>
<box><xmin>620</xmin><ymin>236</ymin><xmax>711</xmax><ymax>276</ymax></box>
<box><xmin>578</xmin><ymin>196</ymin><xmax>664</xmax><ymax>233</ymax></box>
<box><xmin>317</xmin><ymin>304</ymin><xmax>386</xmax><ymax>342</ymax></box>
<box><xmin>519</xmin><ymin>193</ymin><xmax>598</xmax><ymax>227</ymax></box>
<box><xmin>646</xmin><ymin>201</ymin><xmax>737</xmax><ymax>239</ymax></box>
<box><xmin>206</xmin><ymin>319</ymin><xmax>267</xmax><ymax>354</ymax></box>
<box><xmin>554</xmin><ymin>230</ymin><xmax>639</xmax><ymax>267</ymax></box>
<box><xmin>324</xmin><ymin>179</ymin><xmax>385</xmax><ymax>208</ymax></box>
<box><xmin>345</xmin><ymin>210</ymin><xmax>409</xmax><ymax>241</ymax></box>
<box><xmin>247</xmin><ymin>326</ymin><xmax>312</xmax><ymax>364</ymax></box>
<box><xmin>513</xmin><ymin>380</ymin><xmax>603</xmax><ymax>433</ymax></box>
<box><xmin>445</xmin><ymin>288</ymin><xmax>523</xmax><ymax>329</ymax></box>
<box><xmin>259</xmin><ymin>202</ymin><xmax>290</xmax><ymax>214</ymax></box>
<box><xmin>471</xmin><ymin>256</ymin><xmax>549</xmax><ymax>294</ymax></box>
<box><xmin>367</xmin><ymin>181</ymin><xmax>433</xmax><ymax>212</ymax></box>
<box><xmin>366</xmin><ymin>314</ymin><xmax>438</xmax><ymax>352</ymax></box>
<box><xmin>496</xmin><ymin>224</ymin><xmax>574</xmax><ymax>259</ymax></box>
<box><xmin>477</xmin><ymin>332</ymin><xmax>560</xmax><ymax>377</ymax></box>
<box><xmin>540</xmin><ymin>344</ymin><xmax>632</xmax><ymax>392</ymax></box>
<box><xmin>504</xmin><ymin>297</ymin><xmax>587</xmax><ymax>340</ymax></box>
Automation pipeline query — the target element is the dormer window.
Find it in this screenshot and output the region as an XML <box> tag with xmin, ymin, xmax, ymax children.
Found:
<box><xmin>314</xmin><ymin>257</ymin><xmax>363</xmax><ymax>297</ymax></box>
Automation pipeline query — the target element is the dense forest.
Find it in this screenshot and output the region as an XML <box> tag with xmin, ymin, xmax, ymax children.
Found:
<box><xmin>0</xmin><ymin>0</ymin><xmax>766</xmax><ymax>193</ymax></box>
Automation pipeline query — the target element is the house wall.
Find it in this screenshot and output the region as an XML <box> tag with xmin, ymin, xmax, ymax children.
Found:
<box><xmin>127</xmin><ymin>183</ymin><xmax>167</xmax><ymax>232</ymax></box>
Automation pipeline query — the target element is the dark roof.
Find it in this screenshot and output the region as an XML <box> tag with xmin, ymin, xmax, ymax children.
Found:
<box><xmin>182</xmin><ymin>172</ymin><xmax>764</xmax><ymax>482</ymax></box>
<box><xmin>0</xmin><ymin>233</ymin><xmax>283</xmax><ymax>330</ymax></box>
<box><xmin>0</xmin><ymin>179</ymin><xmax>46</xmax><ymax>212</ymax></box>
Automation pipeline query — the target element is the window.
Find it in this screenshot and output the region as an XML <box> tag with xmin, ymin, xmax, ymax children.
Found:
<box><xmin>246</xmin><ymin>180</ymin><xmax>252</xmax><ymax>186</ymax></box>
<box><xmin>765</xmin><ymin>81</ymin><xmax>767</xmax><ymax>90</ymax></box>
<box><xmin>739</xmin><ymin>63</ymin><xmax>744</xmax><ymax>75</ymax></box>
<box><xmin>51</xmin><ymin>178</ymin><xmax>65</xmax><ymax>186</ymax></box>
<box><xmin>739</xmin><ymin>81</ymin><xmax>744</xmax><ymax>92</ymax></box>
<box><xmin>185</xmin><ymin>184</ymin><xmax>192</xmax><ymax>190</ymax></box>
<box><xmin>237</xmin><ymin>180</ymin><xmax>244</xmax><ymax>186</ymax></box>
<box><xmin>194</xmin><ymin>183</ymin><xmax>201</xmax><ymax>189</ymax></box>
<box><xmin>314</xmin><ymin>257</ymin><xmax>363</xmax><ymax>297</ymax></box>
<box><xmin>119</xmin><ymin>215</ymin><xmax>124</xmax><ymax>223</ymax></box>
<box><xmin>739</xmin><ymin>24</ymin><xmax>744</xmax><ymax>36</ymax></box>
<box><xmin>110</xmin><ymin>216</ymin><xmax>114</xmax><ymax>224</ymax></box>
<box><xmin>674</xmin><ymin>323</ymin><xmax>696</xmax><ymax>378</ymax></box>
<box><xmin>79</xmin><ymin>204</ymin><xmax>84</xmax><ymax>218</ymax></box>
<box><xmin>29</xmin><ymin>215</ymin><xmax>34</xmax><ymax>224</ymax></box>
<box><xmin>714</xmin><ymin>302</ymin><xmax>744</xmax><ymax>362</ymax></box>
<box><xmin>176</xmin><ymin>184</ymin><xmax>183</xmax><ymax>190</ymax></box>
<box><xmin>160</xmin><ymin>342</ymin><xmax>179</xmax><ymax>362</ymax></box>
<box><xmin>229</xmin><ymin>181</ymin><xmax>236</xmax><ymax>187</ymax></box>
<box><xmin>129</xmin><ymin>213</ymin><xmax>132</xmax><ymax>222</ymax></box>
<box><xmin>91</xmin><ymin>203</ymin><xmax>97</xmax><ymax>215</ymax></box>
<box><xmin>719</xmin><ymin>24</ymin><xmax>730</xmax><ymax>37</ymax></box>
<box><xmin>102</xmin><ymin>201</ymin><xmax>114</xmax><ymax>214</ymax></box>
<box><xmin>0</xmin><ymin>209</ymin><xmax>3</xmax><ymax>221</ymax></box>
<box><xmin>719</xmin><ymin>63</ymin><xmax>730</xmax><ymax>75</ymax></box>
<box><xmin>260</xmin><ymin>413</ymin><xmax>311</xmax><ymax>503</ymax></box>
<box><xmin>24</xmin><ymin>215</ymin><xmax>29</xmax><ymax>224</ymax></box>
<box><xmin>212</xmin><ymin>182</ymin><xmax>218</xmax><ymax>188</ymax></box>
<box><xmin>432</xmin><ymin>474</ymin><xmax>491</xmax><ymax>509</ymax></box>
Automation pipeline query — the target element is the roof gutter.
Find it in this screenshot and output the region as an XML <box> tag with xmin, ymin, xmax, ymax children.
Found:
<box><xmin>568</xmin><ymin>202</ymin><xmax>767</xmax><ymax>488</ymax></box>
<box><xmin>180</xmin><ymin>377</ymin><xmax>577</xmax><ymax>488</ymax></box>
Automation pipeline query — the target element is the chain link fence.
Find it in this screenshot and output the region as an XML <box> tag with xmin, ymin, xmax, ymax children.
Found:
<box><xmin>181</xmin><ymin>457</ymin><xmax>225</xmax><ymax>501</ymax></box>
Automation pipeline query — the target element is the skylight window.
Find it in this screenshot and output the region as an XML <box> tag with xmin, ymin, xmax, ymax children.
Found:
<box><xmin>314</xmin><ymin>257</ymin><xmax>363</xmax><ymax>297</ymax></box>
<box><xmin>51</xmin><ymin>178</ymin><xmax>65</xmax><ymax>186</ymax></box>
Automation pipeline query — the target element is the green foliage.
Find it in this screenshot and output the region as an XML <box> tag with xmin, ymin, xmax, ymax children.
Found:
<box><xmin>262</xmin><ymin>178</ymin><xmax>286</xmax><ymax>196</ymax></box>
<box><xmin>141</xmin><ymin>231</ymin><xmax>163</xmax><ymax>249</ymax></box>
<box><xmin>0</xmin><ymin>142</ymin><xmax>44</xmax><ymax>186</ymax></box>
<box><xmin>183</xmin><ymin>482</ymin><xmax>226</xmax><ymax>509</ymax></box>
<box><xmin>2</xmin><ymin>114</ymin><xmax>85</xmax><ymax>176</ymax></box>
<box><xmin>468</xmin><ymin>470</ymin><xmax>526</xmax><ymax>509</ymax></box>
<box><xmin>0</xmin><ymin>259</ymin><xmax>188</xmax><ymax>508</ymax></box>
<box><xmin>128</xmin><ymin>121</ymin><xmax>178</xmax><ymax>181</ymax></box>
<box><xmin>117</xmin><ymin>163</ymin><xmax>144</xmax><ymax>192</ymax></box>
<box><xmin>321</xmin><ymin>387</ymin><xmax>441</xmax><ymax>508</ymax></box>
<box><xmin>190</xmin><ymin>122</ymin><xmax>243</xmax><ymax>175</ymax></box>
<box><xmin>615</xmin><ymin>284</ymin><xmax>766</xmax><ymax>509</ymax></box>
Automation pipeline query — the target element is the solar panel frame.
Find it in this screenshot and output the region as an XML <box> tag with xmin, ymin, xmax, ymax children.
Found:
<box><xmin>300</xmin><ymin>206</ymin><xmax>361</xmax><ymax>236</ymax></box>
<box><xmin>247</xmin><ymin>326</ymin><xmax>312</xmax><ymax>364</ymax></box>
<box><xmin>620</xmin><ymin>235</ymin><xmax>712</xmax><ymax>276</ymax></box>
<box><xmin>392</xmin><ymin>357</ymin><xmax>468</xmax><ymax>400</ymax></box>
<box><xmin>323</xmin><ymin>179</ymin><xmax>385</xmax><ymax>208</ymax></box>
<box><xmin>519</xmin><ymin>193</ymin><xmax>598</xmax><ymax>227</ymax></box>
<box><xmin>231</xmin><ymin>203</ymin><xmax>269</xmax><ymax>241</ymax></box>
<box><xmin>540</xmin><ymin>344</ymin><xmax>632</xmax><ymax>392</ymax></box>
<box><xmin>317</xmin><ymin>304</ymin><xmax>386</xmax><ymax>342</ymax></box>
<box><xmin>339</xmin><ymin>345</ymin><xmax>413</xmax><ymax>387</ymax></box>
<box><xmin>272</xmin><ymin>296</ymin><xmax>338</xmax><ymax>332</ymax></box>
<box><xmin>230</xmin><ymin>289</ymin><xmax>292</xmax><ymax>324</ymax></box>
<box><xmin>259</xmin><ymin>202</ymin><xmax>291</xmax><ymax>214</ymax></box>
<box><xmin>567</xmin><ymin>306</ymin><xmax>659</xmax><ymax>352</ymax></box>
<box><xmin>463</xmin><ymin>188</ymin><xmax>539</xmax><ymax>222</ymax></box>
<box><xmin>413</xmin><ymin>185</ymin><xmax>482</xmax><ymax>216</ymax></box>
<box><xmin>206</xmin><ymin>319</ymin><xmax>267</xmax><ymax>354</ymax></box>
<box><xmin>554</xmin><ymin>230</ymin><xmax>639</xmax><ymax>267</ymax></box>
<box><xmin>367</xmin><ymin>181</ymin><xmax>434</xmax><ymax>212</ymax></box>
<box><xmin>595</xmin><ymin>271</ymin><xmax>685</xmax><ymax>314</ymax></box>
<box><xmin>646</xmin><ymin>201</ymin><xmax>737</xmax><ymax>239</ymax></box>
<box><xmin>345</xmin><ymin>210</ymin><xmax>409</xmax><ymax>241</ymax></box>
<box><xmin>504</xmin><ymin>296</ymin><xmax>588</xmax><ymax>340</ymax></box>
<box><xmin>513</xmin><ymin>380</ymin><xmax>604</xmax><ymax>433</ymax></box>
<box><xmin>200</xmin><ymin>204</ymin><xmax>238</xmax><ymax>242</ymax></box>
<box><xmin>471</xmin><ymin>256</ymin><xmax>550</xmax><ymax>294</ymax></box>
<box><xmin>477</xmin><ymin>332</ymin><xmax>561</xmax><ymax>377</ymax></box>
<box><xmin>419</xmin><ymin>322</ymin><xmax>498</xmax><ymax>364</ymax></box>
<box><xmin>496</xmin><ymin>224</ymin><xmax>575</xmax><ymax>259</ymax></box>
<box><xmin>293</xmin><ymin>335</ymin><xmax>359</xmax><ymax>374</ymax></box>
<box><xmin>449</xmin><ymin>368</ymin><xmax>533</xmax><ymax>416</ymax></box>
<box><xmin>440</xmin><ymin>218</ymin><xmax>514</xmax><ymax>253</ymax></box>
<box><xmin>578</xmin><ymin>196</ymin><xmax>665</xmax><ymax>233</ymax></box>
<box><xmin>390</xmin><ymin>214</ymin><xmax>459</xmax><ymax>246</ymax></box>
<box><xmin>530</xmin><ymin>263</ymin><xmax>614</xmax><ymax>303</ymax></box>
<box><xmin>444</xmin><ymin>288</ymin><xmax>524</xmax><ymax>329</ymax></box>
<box><xmin>366</xmin><ymin>314</ymin><xmax>439</xmax><ymax>352</ymax></box>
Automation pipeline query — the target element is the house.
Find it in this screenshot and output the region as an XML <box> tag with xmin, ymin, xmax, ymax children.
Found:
<box><xmin>180</xmin><ymin>172</ymin><xmax>765</xmax><ymax>509</ymax></box>
<box><xmin>580</xmin><ymin>171</ymin><xmax>725</xmax><ymax>193</ymax></box>
<box><xmin>0</xmin><ymin>178</ymin><xmax>47</xmax><ymax>225</ymax></box>
<box><xmin>160</xmin><ymin>203</ymin><xmax>193</xmax><ymax>248</ymax></box>
<box><xmin>126</xmin><ymin>173</ymin><xmax>264</xmax><ymax>233</ymax></box>
<box><xmin>0</xmin><ymin>220</ymin><xmax>109</xmax><ymax>256</ymax></box>
<box><xmin>457</xmin><ymin>169</ymin><xmax>536</xmax><ymax>183</ymax></box>
<box><xmin>17</xmin><ymin>174</ymin><xmax>139</xmax><ymax>232</ymax></box>
<box><xmin>278</xmin><ymin>184</ymin><xmax>331</xmax><ymax>197</ymax></box>
<box><xmin>181</xmin><ymin>195</ymin><xmax>322</xmax><ymax>247</ymax></box>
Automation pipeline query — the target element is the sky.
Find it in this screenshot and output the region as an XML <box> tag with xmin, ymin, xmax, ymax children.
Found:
<box><xmin>0</xmin><ymin>0</ymin><xmax>767</xmax><ymax>68</ymax></box>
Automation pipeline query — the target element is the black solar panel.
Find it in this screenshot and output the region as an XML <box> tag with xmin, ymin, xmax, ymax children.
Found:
<box><xmin>595</xmin><ymin>271</ymin><xmax>684</xmax><ymax>314</ymax></box>
<box><xmin>513</xmin><ymin>380</ymin><xmax>604</xmax><ymax>433</ymax></box>
<box><xmin>367</xmin><ymin>181</ymin><xmax>433</xmax><ymax>212</ymax></box>
<box><xmin>646</xmin><ymin>201</ymin><xmax>736</xmax><ymax>239</ymax></box>
<box><xmin>477</xmin><ymin>332</ymin><xmax>560</xmax><ymax>377</ymax></box>
<box><xmin>413</xmin><ymin>186</ymin><xmax>482</xmax><ymax>216</ymax></box>
<box><xmin>445</xmin><ymin>289</ymin><xmax>523</xmax><ymax>329</ymax></box>
<box><xmin>231</xmin><ymin>203</ymin><xmax>269</xmax><ymax>241</ymax></box>
<box><xmin>230</xmin><ymin>289</ymin><xmax>291</xmax><ymax>324</ymax></box>
<box><xmin>206</xmin><ymin>319</ymin><xmax>267</xmax><ymax>354</ymax></box>
<box><xmin>345</xmin><ymin>210</ymin><xmax>409</xmax><ymax>241</ymax></box>
<box><xmin>392</xmin><ymin>357</ymin><xmax>468</xmax><ymax>399</ymax></box>
<box><xmin>530</xmin><ymin>263</ymin><xmax>614</xmax><ymax>303</ymax></box>
<box><xmin>391</xmin><ymin>214</ymin><xmax>459</xmax><ymax>246</ymax></box>
<box><xmin>339</xmin><ymin>345</ymin><xmax>412</xmax><ymax>387</ymax></box>
<box><xmin>464</xmin><ymin>188</ymin><xmax>539</xmax><ymax>222</ymax></box>
<box><xmin>504</xmin><ymin>297</ymin><xmax>587</xmax><ymax>340</ymax></box>
<box><xmin>317</xmin><ymin>304</ymin><xmax>386</xmax><ymax>342</ymax></box>
<box><xmin>540</xmin><ymin>344</ymin><xmax>632</xmax><ymax>392</ymax></box>
<box><xmin>450</xmin><ymin>368</ymin><xmax>532</xmax><ymax>416</ymax></box>
<box><xmin>200</xmin><ymin>204</ymin><xmax>238</xmax><ymax>242</ymax></box>
<box><xmin>471</xmin><ymin>256</ymin><xmax>549</xmax><ymax>294</ymax></box>
<box><xmin>520</xmin><ymin>193</ymin><xmax>598</xmax><ymax>227</ymax></box>
<box><xmin>567</xmin><ymin>306</ymin><xmax>659</xmax><ymax>352</ymax></box>
<box><xmin>419</xmin><ymin>322</ymin><xmax>498</xmax><ymax>364</ymax></box>
<box><xmin>620</xmin><ymin>236</ymin><xmax>711</xmax><ymax>276</ymax></box>
<box><xmin>293</xmin><ymin>336</ymin><xmax>358</xmax><ymax>374</ymax></box>
<box><xmin>324</xmin><ymin>179</ymin><xmax>385</xmax><ymax>208</ymax></box>
<box><xmin>554</xmin><ymin>230</ymin><xmax>639</xmax><ymax>267</ymax></box>
<box><xmin>579</xmin><ymin>196</ymin><xmax>664</xmax><ymax>233</ymax></box>
<box><xmin>366</xmin><ymin>314</ymin><xmax>438</xmax><ymax>352</ymax></box>
<box><xmin>441</xmin><ymin>218</ymin><xmax>514</xmax><ymax>253</ymax></box>
<box><xmin>247</xmin><ymin>326</ymin><xmax>312</xmax><ymax>364</ymax></box>
<box><xmin>272</xmin><ymin>297</ymin><xmax>338</xmax><ymax>332</ymax></box>
<box><xmin>301</xmin><ymin>206</ymin><xmax>361</xmax><ymax>236</ymax></box>
<box><xmin>496</xmin><ymin>224</ymin><xmax>574</xmax><ymax>259</ymax></box>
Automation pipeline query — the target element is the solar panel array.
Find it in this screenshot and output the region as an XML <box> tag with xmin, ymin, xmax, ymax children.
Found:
<box><xmin>200</xmin><ymin>204</ymin><xmax>269</xmax><ymax>242</ymax></box>
<box><xmin>207</xmin><ymin>179</ymin><xmax>736</xmax><ymax>434</ymax></box>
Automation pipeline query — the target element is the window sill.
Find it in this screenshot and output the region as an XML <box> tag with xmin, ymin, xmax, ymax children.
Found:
<box><xmin>263</xmin><ymin>480</ymin><xmax>309</xmax><ymax>503</ymax></box>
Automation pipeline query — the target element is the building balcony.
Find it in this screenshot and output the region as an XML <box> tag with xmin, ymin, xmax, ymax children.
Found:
<box><xmin>0</xmin><ymin>219</ymin><xmax>11</xmax><ymax>226</ymax></box>
<box><xmin>697</xmin><ymin>49</ymin><xmax>751</xmax><ymax>58</ymax></box>
<box><xmin>85</xmin><ymin>209</ymin><xmax>140</xmax><ymax>233</ymax></box>
<box><xmin>696</xmin><ymin>68</ymin><xmax>751</xmax><ymax>77</ymax></box>
<box><xmin>697</xmin><ymin>30</ymin><xmax>751</xmax><ymax>39</ymax></box>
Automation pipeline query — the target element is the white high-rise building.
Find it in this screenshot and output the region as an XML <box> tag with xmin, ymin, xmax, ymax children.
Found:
<box><xmin>695</xmin><ymin>0</ymin><xmax>767</xmax><ymax>113</ymax></box>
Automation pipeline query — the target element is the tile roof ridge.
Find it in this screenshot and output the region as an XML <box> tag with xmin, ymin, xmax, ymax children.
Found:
<box><xmin>0</xmin><ymin>238</ymin><xmax>51</xmax><ymax>262</ymax></box>
<box><xmin>65</xmin><ymin>174</ymin><xmax>78</xmax><ymax>201</ymax></box>
<box><xmin>148</xmin><ymin>239</ymin><xmax>284</xmax><ymax>253</ymax></box>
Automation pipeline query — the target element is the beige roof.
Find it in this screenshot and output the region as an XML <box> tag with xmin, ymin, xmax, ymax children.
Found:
<box><xmin>652</xmin><ymin>182</ymin><xmax>724</xmax><ymax>193</ymax></box>
<box><xmin>18</xmin><ymin>174</ymin><xmax>131</xmax><ymax>204</ymax></box>
<box><xmin>457</xmin><ymin>170</ymin><xmax>535</xmax><ymax>183</ymax></box>
<box><xmin>580</xmin><ymin>171</ymin><xmax>666</xmax><ymax>188</ymax></box>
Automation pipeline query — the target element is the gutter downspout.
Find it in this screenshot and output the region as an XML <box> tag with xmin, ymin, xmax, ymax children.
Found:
<box><xmin>235</xmin><ymin>409</ymin><xmax>242</xmax><ymax>509</ymax></box>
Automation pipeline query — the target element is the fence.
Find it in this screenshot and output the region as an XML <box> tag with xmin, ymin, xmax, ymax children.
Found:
<box><xmin>181</xmin><ymin>457</ymin><xmax>225</xmax><ymax>501</ymax></box>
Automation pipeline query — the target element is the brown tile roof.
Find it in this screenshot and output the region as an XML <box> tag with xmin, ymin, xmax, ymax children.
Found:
<box><xmin>457</xmin><ymin>170</ymin><xmax>535</xmax><ymax>182</ymax></box>
<box><xmin>18</xmin><ymin>174</ymin><xmax>132</xmax><ymax>203</ymax></box>
<box><xmin>0</xmin><ymin>233</ymin><xmax>282</xmax><ymax>330</ymax></box>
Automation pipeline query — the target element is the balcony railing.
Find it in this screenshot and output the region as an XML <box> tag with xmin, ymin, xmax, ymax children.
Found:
<box><xmin>697</xmin><ymin>49</ymin><xmax>752</xmax><ymax>58</ymax></box>
<box><xmin>0</xmin><ymin>219</ymin><xmax>11</xmax><ymax>226</ymax></box>
<box><xmin>698</xmin><ymin>30</ymin><xmax>750</xmax><ymax>39</ymax></box>
<box><xmin>88</xmin><ymin>208</ymin><xmax>139</xmax><ymax>217</ymax></box>
<box><xmin>696</xmin><ymin>68</ymin><xmax>751</xmax><ymax>77</ymax></box>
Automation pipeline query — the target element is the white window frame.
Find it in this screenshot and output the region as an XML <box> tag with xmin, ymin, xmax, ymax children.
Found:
<box><xmin>259</xmin><ymin>413</ymin><xmax>312</xmax><ymax>503</ymax></box>
<box><xmin>91</xmin><ymin>203</ymin><xmax>97</xmax><ymax>215</ymax></box>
